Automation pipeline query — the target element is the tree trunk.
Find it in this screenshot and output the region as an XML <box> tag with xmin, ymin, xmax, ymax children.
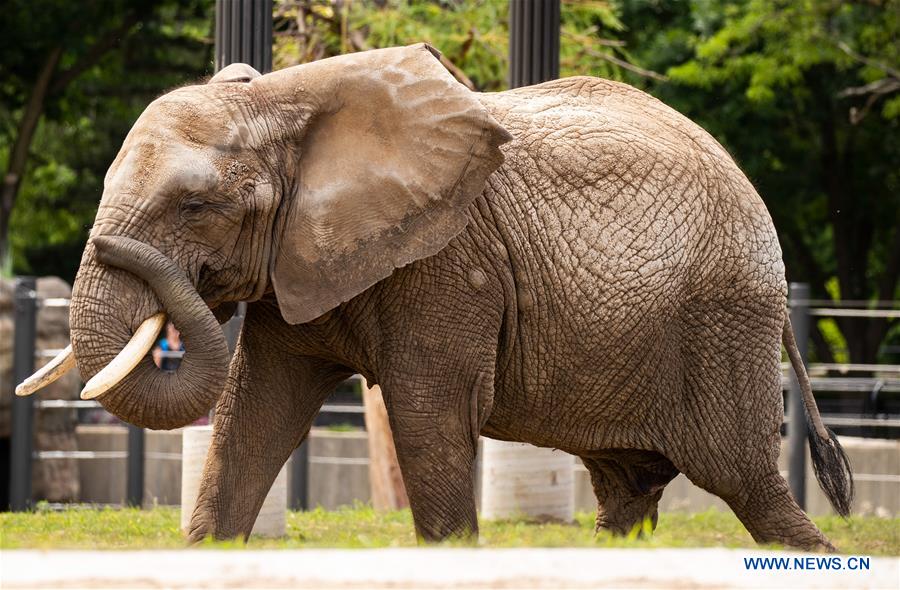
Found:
<box><xmin>0</xmin><ymin>12</ymin><xmax>142</xmax><ymax>268</ymax></box>
<box><xmin>361</xmin><ymin>379</ymin><xmax>408</xmax><ymax>511</ymax></box>
<box><xmin>0</xmin><ymin>47</ymin><xmax>62</xmax><ymax>266</ymax></box>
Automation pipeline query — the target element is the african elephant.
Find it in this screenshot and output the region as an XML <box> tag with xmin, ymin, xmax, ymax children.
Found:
<box><xmin>18</xmin><ymin>44</ymin><xmax>852</xmax><ymax>551</ymax></box>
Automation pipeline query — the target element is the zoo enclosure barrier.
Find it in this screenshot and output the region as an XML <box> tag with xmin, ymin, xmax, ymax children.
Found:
<box><xmin>8</xmin><ymin>278</ymin><xmax>899</xmax><ymax>511</ymax></box>
<box><xmin>7</xmin><ymin>276</ymin><xmax>364</xmax><ymax>511</ymax></box>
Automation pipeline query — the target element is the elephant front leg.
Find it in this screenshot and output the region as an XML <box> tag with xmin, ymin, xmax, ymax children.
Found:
<box><xmin>188</xmin><ymin>310</ymin><xmax>348</xmax><ymax>542</ymax></box>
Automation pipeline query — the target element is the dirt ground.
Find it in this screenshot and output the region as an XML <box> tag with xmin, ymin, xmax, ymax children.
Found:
<box><xmin>2</xmin><ymin>548</ymin><xmax>898</xmax><ymax>589</ymax></box>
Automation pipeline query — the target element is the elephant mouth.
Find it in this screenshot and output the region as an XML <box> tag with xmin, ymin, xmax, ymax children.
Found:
<box><xmin>18</xmin><ymin>235</ymin><xmax>231</xmax><ymax>430</ymax></box>
<box><xmin>79</xmin><ymin>312</ymin><xmax>167</xmax><ymax>399</ymax></box>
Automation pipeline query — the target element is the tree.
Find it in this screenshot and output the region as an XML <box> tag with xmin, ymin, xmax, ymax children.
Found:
<box><xmin>272</xmin><ymin>0</ymin><xmax>662</xmax><ymax>91</ymax></box>
<box><xmin>0</xmin><ymin>0</ymin><xmax>213</xmax><ymax>278</ymax></box>
<box><xmin>619</xmin><ymin>0</ymin><xmax>899</xmax><ymax>364</ymax></box>
<box><xmin>7</xmin><ymin>0</ymin><xmax>896</xmax><ymax>363</ymax></box>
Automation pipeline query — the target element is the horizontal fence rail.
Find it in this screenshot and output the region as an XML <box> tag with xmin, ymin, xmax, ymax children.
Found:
<box><xmin>816</xmin><ymin>416</ymin><xmax>900</xmax><ymax>428</ymax></box>
<box><xmin>36</xmin><ymin>400</ymin><xmax>102</xmax><ymax>409</ymax></box>
<box><xmin>782</xmin><ymin>362</ymin><xmax>900</xmax><ymax>374</ymax></box>
<box><xmin>780</xmin><ymin>377</ymin><xmax>900</xmax><ymax>393</ymax></box>
<box><xmin>38</xmin><ymin>297</ymin><xmax>70</xmax><ymax>308</ymax></box>
<box><xmin>788</xmin><ymin>299</ymin><xmax>899</xmax><ymax>308</ymax></box>
<box><xmin>779</xmin><ymin>414</ymin><xmax>900</xmax><ymax>428</ymax></box>
<box><xmin>307</xmin><ymin>456</ymin><xmax>370</xmax><ymax>466</ymax></box>
<box><xmin>808</xmin><ymin>308</ymin><xmax>900</xmax><ymax>318</ymax></box>
<box><xmin>33</xmin><ymin>451</ymin><xmax>182</xmax><ymax>461</ymax></box>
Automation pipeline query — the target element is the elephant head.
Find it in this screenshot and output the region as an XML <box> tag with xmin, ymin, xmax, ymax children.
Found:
<box><xmin>18</xmin><ymin>44</ymin><xmax>510</xmax><ymax>429</ymax></box>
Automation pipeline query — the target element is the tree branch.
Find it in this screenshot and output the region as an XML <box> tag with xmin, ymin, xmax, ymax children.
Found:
<box><xmin>834</xmin><ymin>39</ymin><xmax>900</xmax><ymax>80</ymax></box>
<box><xmin>49</xmin><ymin>12</ymin><xmax>142</xmax><ymax>95</ymax></box>
<box><xmin>582</xmin><ymin>46</ymin><xmax>669</xmax><ymax>82</ymax></box>
<box><xmin>837</xmin><ymin>77</ymin><xmax>900</xmax><ymax>98</ymax></box>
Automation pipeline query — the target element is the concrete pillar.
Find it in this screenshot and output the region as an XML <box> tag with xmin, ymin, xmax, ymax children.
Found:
<box><xmin>180</xmin><ymin>425</ymin><xmax>287</xmax><ymax>537</ymax></box>
<box><xmin>481</xmin><ymin>438</ymin><xmax>574</xmax><ymax>522</ymax></box>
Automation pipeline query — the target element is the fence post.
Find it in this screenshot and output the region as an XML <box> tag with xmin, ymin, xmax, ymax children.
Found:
<box><xmin>222</xmin><ymin>302</ymin><xmax>246</xmax><ymax>353</ymax></box>
<box><xmin>10</xmin><ymin>277</ymin><xmax>37</xmax><ymax>511</ymax></box>
<box><xmin>215</xmin><ymin>0</ymin><xmax>273</xmax><ymax>74</ymax></box>
<box><xmin>289</xmin><ymin>440</ymin><xmax>309</xmax><ymax>510</ymax></box>
<box><xmin>126</xmin><ymin>424</ymin><xmax>145</xmax><ymax>507</ymax></box>
<box><xmin>787</xmin><ymin>282</ymin><xmax>810</xmax><ymax>508</ymax></box>
<box><xmin>509</xmin><ymin>0</ymin><xmax>560</xmax><ymax>88</ymax></box>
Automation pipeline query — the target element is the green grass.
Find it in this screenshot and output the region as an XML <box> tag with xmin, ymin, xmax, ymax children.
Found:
<box><xmin>1</xmin><ymin>506</ymin><xmax>897</xmax><ymax>555</ymax></box>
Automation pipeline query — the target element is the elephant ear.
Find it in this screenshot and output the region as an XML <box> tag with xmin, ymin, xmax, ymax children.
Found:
<box><xmin>271</xmin><ymin>44</ymin><xmax>511</xmax><ymax>324</ymax></box>
<box><xmin>209</xmin><ymin>63</ymin><xmax>260</xmax><ymax>83</ymax></box>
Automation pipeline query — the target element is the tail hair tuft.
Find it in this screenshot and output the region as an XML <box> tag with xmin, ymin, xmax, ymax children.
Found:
<box><xmin>807</xmin><ymin>425</ymin><xmax>854</xmax><ymax>517</ymax></box>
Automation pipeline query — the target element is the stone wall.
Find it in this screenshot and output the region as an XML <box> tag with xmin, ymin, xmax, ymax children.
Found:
<box><xmin>1</xmin><ymin>277</ymin><xmax>80</xmax><ymax>502</ymax></box>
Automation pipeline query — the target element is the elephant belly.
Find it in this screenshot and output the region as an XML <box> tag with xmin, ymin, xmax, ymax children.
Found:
<box><xmin>484</xmin><ymin>249</ymin><xmax>693</xmax><ymax>453</ymax></box>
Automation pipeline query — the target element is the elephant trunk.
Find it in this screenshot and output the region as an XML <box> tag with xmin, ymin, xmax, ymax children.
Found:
<box><xmin>70</xmin><ymin>236</ymin><xmax>229</xmax><ymax>429</ymax></box>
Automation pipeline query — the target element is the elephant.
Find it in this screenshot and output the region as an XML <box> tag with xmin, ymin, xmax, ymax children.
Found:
<box><xmin>18</xmin><ymin>44</ymin><xmax>852</xmax><ymax>551</ymax></box>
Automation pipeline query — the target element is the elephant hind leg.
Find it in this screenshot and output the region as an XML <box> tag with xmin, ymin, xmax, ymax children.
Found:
<box><xmin>669</xmin><ymin>302</ymin><xmax>834</xmax><ymax>551</ymax></box>
<box><xmin>582</xmin><ymin>450</ymin><xmax>679</xmax><ymax>536</ymax></box>
<box><xmin>699</xmin><ymin>465</ymin><xmax>834</xmax><ymax>551</ymax></box>
<box><xmin>381</xmin><ymin>366</ymin><xmax>494</xmax><ymax>542</ymax></box>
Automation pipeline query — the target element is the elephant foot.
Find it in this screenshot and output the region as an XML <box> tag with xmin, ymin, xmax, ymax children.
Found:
<box><xmin>594</xmin><ymin>494</ymin><xmax>661</xmax><ymax>538</ymax></box>
<box><xmin>583</xmin><ymin>451</ymin><xmax>678</xmax><ymax>538</ymax></box>
<box><xmin>186</xmin><ymin>518</ymin><xmax>248</xmax><ymax>545</ymax></box>
<box><xmin>185</xmin><ymin>518</ymin><xmax>211</xmax><ymax>545</ymax></box>
<box><xmin>186</xmin><ymin>501</ymin><xmax>250</xmax><ymax>545</ymax></box>
<box><xmin>746</xmin><ymin>524</ymin><xmax>836</xmax><ymax>553</ymax></box>
<box><xmin>707</xmin><ymin>469</ymin><xmax>838</xmax><ymax>552</ymax></box>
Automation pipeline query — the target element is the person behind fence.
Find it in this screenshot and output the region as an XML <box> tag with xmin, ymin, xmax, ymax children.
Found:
<box><xmin>152</xmin><ymin>322</ymin><xmax>183</xmax><ymax>372</ymax></box>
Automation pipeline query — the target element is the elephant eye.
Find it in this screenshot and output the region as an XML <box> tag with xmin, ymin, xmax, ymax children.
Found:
<box><xmin>180</xmin><ymin>193</ymin><xmax>232</xmax><ymax>221</ymax></box>
<box><xmin>180</xmin><ymin>195</ymin><xmax>209</xmax><ymax>216</ymax></box>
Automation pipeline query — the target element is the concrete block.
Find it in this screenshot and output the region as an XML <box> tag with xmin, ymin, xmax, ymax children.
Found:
<box><xmin>75</xmin><ymin>425</ymin><xmax>897</xmax><ymax>520</ymax></box>
<box><xmin>305</xmin><ymin>428</ymin><xmax>370</xmax><ymax>509</ymax></box>
<box><xmin>481</xmin><ymin>439</ymin><xmax>574</xmax><ymax>522</ymax></box>
<box><xmin>76</xmin><ymin>425</ymin><xmax>183</xmax><ymax>507</ymax></box>
<box><xmin>181</xmin><ymin>425</ymin><xmax>286</xmax><ymax>537</ymax></box>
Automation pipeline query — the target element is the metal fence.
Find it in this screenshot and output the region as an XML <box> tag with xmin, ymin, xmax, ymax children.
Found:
<box><xmin>7</xmin><ymin>278</ymin><xmax>899</xmax><ymax>511</ymax></box>
<box><xmin>6</xmin><ymin>276</ymin><xmax>364</xmax><ymax>511</ymax></box>
<box><xmin>783</xmin><ymin>283</ymin><xmax>899</xmax><ymax>507</ymax></box>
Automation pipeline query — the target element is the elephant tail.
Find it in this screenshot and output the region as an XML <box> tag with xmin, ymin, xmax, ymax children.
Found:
<box><xmin>782</xmin><ymin>316</ymin><xmax>854</xmax><ymax>516</ymax></box>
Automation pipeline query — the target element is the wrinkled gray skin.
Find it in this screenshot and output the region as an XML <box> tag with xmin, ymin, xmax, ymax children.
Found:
<box><xmin>69</xmin><ymin>45</ymin><xmax>848</xmax><ymax>551</ymax></box>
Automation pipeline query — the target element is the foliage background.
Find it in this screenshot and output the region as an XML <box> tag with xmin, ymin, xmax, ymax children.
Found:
<box><xmin>1</xmin><ymin>0</ymin><xmax>897</xmax><ymax>363</ymax></box>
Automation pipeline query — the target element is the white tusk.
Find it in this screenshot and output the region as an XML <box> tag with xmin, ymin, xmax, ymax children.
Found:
<box><xmin>80</xmin><ymin>313</ymin><xmax>167</xmax><ymax>400</ymax></box>
<box><xmin>15</xmin><ymin>345</ymin><xmax>77</xmax><ymax>397</ymax></box>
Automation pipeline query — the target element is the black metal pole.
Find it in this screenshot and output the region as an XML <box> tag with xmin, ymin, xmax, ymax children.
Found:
<box><xmin>289</xmin><ymin>440</ymin><xmax>309</xmax><ymax>510</ymax></box>
<box><xmin>788</xmin><ymin>282</ymin><xmax>810</xmax><ymax>508</ymax></box>
<box><xmin>215</xmin><ymin>0</ymin><xmax>273</xmax><ymax>74</ymax></box>
<box><xmin>509</xmin><ymin>0</ymin><xmax>560</xmax><ymax>88</ymax></box>
<box><xmin>10</xmin><ymin>277</ymin><xmax>37</xmax><ymax>511</ymax></box>
<box><xmin>213</xmin><ymin>0</ymin><xmax>272</xmax><ymax>420</ymax></box>
<box><xmin>214</xmin><ymin>0</ymin><xmax>271</xmax><ymax>353</ymax></box>
<box><xmin>223</xmin><ymin>302</ymin><xmax>247</xmax><ymax>353</ymax></box>
<box><xmin>125</xmin><ymin>424</ymin><xmax>145</xmax><ymax>507</ymax></box>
